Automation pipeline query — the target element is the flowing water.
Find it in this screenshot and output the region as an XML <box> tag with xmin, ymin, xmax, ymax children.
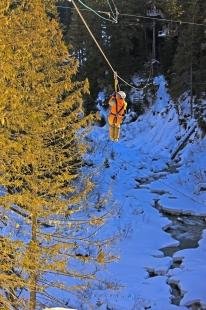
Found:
<box><xmin>160</xmin><ymin>214</ymin><xmax>206</xmax><ymax>257</ymax></box>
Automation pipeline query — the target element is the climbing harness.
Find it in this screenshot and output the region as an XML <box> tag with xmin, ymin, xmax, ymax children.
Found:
<box><xmin>109</xmin><ymin>95</ymin><xmax>125</xmax><ymax>125</ymax></box>
<box><xmin>68</xmin><ymin>0</ymin><xmax>149</xmax><ymax>141</ymax></box>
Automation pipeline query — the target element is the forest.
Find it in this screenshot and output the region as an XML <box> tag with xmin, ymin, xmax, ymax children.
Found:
<box><xmin>58</xmin><ymin>0</ymin><xmax>206</xmax><ymax>131</ymax></box>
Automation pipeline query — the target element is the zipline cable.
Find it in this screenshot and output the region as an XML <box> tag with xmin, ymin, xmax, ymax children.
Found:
<box><xmin>110</xmin><ymin>0</ymin><xmax>119</xmax><ymax>22</ymax></box>
<box><xmin>76</xmin><ymin>0</ymin><xmax>119</xmax><ymax>22</ymax></box>
<box><xmin>68</xmin><ymin>0</ymin><xmax>116</xmax><ymax>73</ymax></box>
<box><xmin>118</xmin><ymin>66</ymin><xmax>152</xmax><ymax>91</ymax></box>
<box><xmin>57</xmin><ymin>5</ymin><xmax>206</xmax><ymax>27</ymax></box>
<box><xmin>111</xmin><ymin>0</ymin><xmax>119</xmax><ymax>13</ymax></box>
<box><xmin>120</xmin><ymin>13</ymin><xmax>206</xmax><ymax>27</ymax></box>
<box><xmin>68</xmin><ymin>0</ymin><xmax>151</xmax><ymax>91</ymax></box>
<box><xmin>106</xmin><ymin>0</ymin><xmax>116</xmax><ymax>20</ymax></box>
<box><xmin>76</xmin><ymin>0</ymin><xmax>117</xmax><ymax>23</ymax></box>
<box><xmin>66</xmin><ymin>1</ymin><xmax>205</xmax><ymax>206</ymax></box>
<box><xmin>57</xmin><ymin>4</ymin><xmax>115</xmax><ymax>19</ymax></box>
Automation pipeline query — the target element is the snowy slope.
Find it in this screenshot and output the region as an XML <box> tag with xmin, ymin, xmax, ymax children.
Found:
<box><xmin>7</xmin><ymin>76</ymin><xmax>205</xmax><ymax>310</ymax></box>
<box><xmin>80</xmin><ymin>75</ymin><xmax>206</xmax><ymax>309</ymax></box>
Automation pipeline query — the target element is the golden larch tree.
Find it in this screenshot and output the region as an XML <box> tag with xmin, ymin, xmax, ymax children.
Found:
<box><xmin>0</xmin><ymin>1</ymin><xmax>114</xmax><ymax>309</ymax></box>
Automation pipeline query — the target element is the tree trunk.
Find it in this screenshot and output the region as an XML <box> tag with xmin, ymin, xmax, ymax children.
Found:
<box><xmin>152</xmin><ymin>20</ymin><xmax>156</xmax><ymax>76</ymax></box>
<box><xmin>29</xmin><ymin>214</ymin><xmax>38</xmax><ymax>310</ymax></box>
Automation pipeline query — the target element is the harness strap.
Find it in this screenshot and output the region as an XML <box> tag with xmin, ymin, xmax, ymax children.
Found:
<box><xmin>114</xmin><ymin>96</ymin><xmax>125</xmax><ymax>115</ymax></box>
<box><xmin>117</xmin><ymin>105</ymin><xmax>125</xmax><ymax>115</ymax></box>
<box><xmin>115</xmin><ymin>95</ymin><xmax>118</xmax><ymax>115</ymax></box>
<box><xmin>110</xmin><ymin>95</ymin><xmax>125</xmax><ymax>125</ymax></box>
<box><xmin>110</xmin><ymin>108</ymin><xmax>125</xmax><ymax>116</ymax></box>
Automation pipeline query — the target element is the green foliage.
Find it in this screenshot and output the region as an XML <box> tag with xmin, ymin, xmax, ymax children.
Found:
<box><xmin>157</xmin><ymin>0</ymin><xmax>184</xmax><ymax>18</ymax></box>
<box><xmin>62</xmin><ymin>0</ymin><xmax>150</xmax><ymax>107</ymax></box>
<box><xmin>57</xmin><ymin>0</ymin><xmax>205</xmax><ymax>116</ymax></box>
<box><xmin>169</xmin><ymin>0</ymin><xmax>206</xmax><ymax>107</ymax></box>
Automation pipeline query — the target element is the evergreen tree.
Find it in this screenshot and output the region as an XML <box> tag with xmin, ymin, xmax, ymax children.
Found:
<box><xmin>170</xmin><ymin>0</ymin><xmax>206</xmax><ymax>109</ymax></box>
<box><xmin>59</xmin><ymin>0</ymin><xmax>206</xmax><ymax>110</ymax></box>
<box><xmin>107</xmin><ymin>0</ymin><xmax>148</xmax><ymax>79</ymax></box>
<box><xmin>0</xmin><ymin>0</ymin><xmax>113</xmax><ymax>308</ymax></box>
<box><xmin>64</xmin><ymin>0</ymin><xmax>151</xmax><ymax>107</ymax></box>
<box><xmin>0</xmin><ymin>237</ymin><xmax>25</xmax><ymax>309</ymax></box>
<box><xmin>65</xmin><ymin>0</ymin><xmax>110</xmax><ymax>110</ymax></box>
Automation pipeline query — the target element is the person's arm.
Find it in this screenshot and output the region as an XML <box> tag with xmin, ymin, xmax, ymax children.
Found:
<box><xmin>108</xmin><ymin>97</ymin><xmax>116</xmax><ymax>106</ymax></box>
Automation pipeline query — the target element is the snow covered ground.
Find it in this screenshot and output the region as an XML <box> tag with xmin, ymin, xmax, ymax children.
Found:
<box><xmin>44</xmin><ymin>308</ymin><xmax>77</xmax><ymax>310</ymax></box>
<box><xmin>79</xmin><ymin>76</ymin><xmax>206</xmax><ymax>309</ymax></box>
<box><xmin>2</xmin><ymin>76</ymin><xmax>205</xmax><ymax>310</ymax></box>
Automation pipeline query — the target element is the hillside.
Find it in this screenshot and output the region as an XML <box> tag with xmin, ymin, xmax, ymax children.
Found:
<box><xmin>80</xmin><ymin>75</ymin><xmax>206</xmax><ymax>309</ymax></box>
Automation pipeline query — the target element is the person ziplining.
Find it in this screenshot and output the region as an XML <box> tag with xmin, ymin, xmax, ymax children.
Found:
<box><xmin>107</xmin><ymin>91</ymin><xmax>127</xmax><ymax>141</ymax></box>
<box><xmin>69</xmin><ymin>0</ymin><xmax>147</xmax><ymax>142</ymax></box>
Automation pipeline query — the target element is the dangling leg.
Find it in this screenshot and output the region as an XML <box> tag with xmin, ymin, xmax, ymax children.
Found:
<box><xmin>109</xmin><ymin>125</ymin><xmax>116</xmax><ymax>141</ymax></box>
<box><xmin>114</xmin><ymin>125</ymin><xmax>120</xmax><ymax>141</ymax></box>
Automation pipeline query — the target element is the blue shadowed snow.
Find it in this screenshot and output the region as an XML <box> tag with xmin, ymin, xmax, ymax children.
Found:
<box><xmin>2</xmin><ymin>75</ymin><xmax>206</xmax><ymax>309</ymax></box>
<box><xmin>80</xmin><ymin>75</ymin><xmax>206</xmax><ymax>309</ymax></box>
